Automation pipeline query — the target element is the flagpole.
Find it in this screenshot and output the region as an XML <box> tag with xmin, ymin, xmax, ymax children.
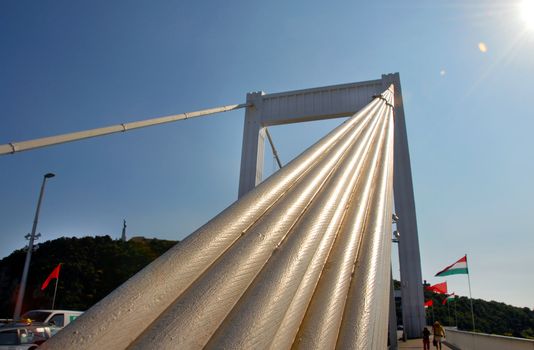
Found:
<box><xmin>52</xmin><ymin>275</ymin><xmax>59</xmax><ymax>310</ymax></box>
<box><xmin>466</xmin><ymin>254</ymin><xmax>476</xmax><ymax>332</ymax></box>
<box><xmin>447</xmin><ymin>299</ymin><xmax>451</xmax><ymax>326</ymax></box>
<box><xmin>431</xmin><ymin>303</ymin><xmax>434</xmax><ymax>324</ymax></box>
<box><xmin>454</xmin><ymin>297</ymin><xmax>458</xmax><ymax>327</ymax></box>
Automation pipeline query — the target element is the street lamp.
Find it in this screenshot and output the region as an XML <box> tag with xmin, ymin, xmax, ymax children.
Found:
<box><xmin>13</xmin><ymin>172</ymin><xmax>55</xmax><ymax>320</ymax></box>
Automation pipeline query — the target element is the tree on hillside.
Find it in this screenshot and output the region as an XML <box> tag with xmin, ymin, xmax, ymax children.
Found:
<box><xmin>0</xmin><ymin>236</ymin><xmax>176</xmax><ymax>317</ymax></box>
<box><xmin>422</xmin><ymin>289</ymin><xmax>534</xmax><ymax>339</ymax></box>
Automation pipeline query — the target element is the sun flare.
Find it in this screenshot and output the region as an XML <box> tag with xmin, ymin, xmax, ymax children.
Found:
<box><xmin>520</xmin><ymin>0</ymin><xmax>534</xmax><ymax>29</ymax></box>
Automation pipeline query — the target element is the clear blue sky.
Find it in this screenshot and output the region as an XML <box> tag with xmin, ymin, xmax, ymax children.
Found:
<box><xmin>1</xmin><ymin>0</ymin><xmax>533</xmax><ymax>308</ymax></box>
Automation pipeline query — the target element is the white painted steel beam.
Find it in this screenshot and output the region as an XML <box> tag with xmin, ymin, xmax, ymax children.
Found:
<box><xmin>237</xmin><ymin>79</ymin><xmax>384</xmax><ymax>197</ymax></box>
<box><xmin>260</xmin><ymin>80</ymin><xmax>384</xmax><ymax>126</ymax></box>
<box><xmin>42</xmin><ymin>88</ymin><xmax>395</xmax><ymax>350</ymax></box>
<box><xmin>238</xmin><ymin>92</ymin><xmax>266</xmax><ymax>198</ymax></box>
<box><xmin>0</xmin><ymin>103</ymin><xmax>248</xmax><ymax>156</ymax></box>
<box><xmin>382</xmin><ymin>73</ymin><xmax>426</xmax><ymax>338</ymax></box>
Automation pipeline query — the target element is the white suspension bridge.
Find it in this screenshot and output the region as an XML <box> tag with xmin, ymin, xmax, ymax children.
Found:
<box><xmin>2</xmin><ymin>73</ymin><xmax>426</xmax><ymax>350</ymax></box>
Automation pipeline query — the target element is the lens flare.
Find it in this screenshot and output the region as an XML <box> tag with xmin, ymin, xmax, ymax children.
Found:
<box><xmin>520</xmin><ymin>0</ymin><xmax>534</xmax><ymax>30</ymax></box>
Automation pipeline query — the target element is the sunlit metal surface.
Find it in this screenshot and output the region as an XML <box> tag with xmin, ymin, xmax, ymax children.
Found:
<box><xmin>0</xmin><ymin>103</ymin><xmax>248</xmax><ymax>156</ymax></box>
<box><xmin>42</xmin><ymin>87</ymin><xmax>395</xmax><ymax>350</ymax></box>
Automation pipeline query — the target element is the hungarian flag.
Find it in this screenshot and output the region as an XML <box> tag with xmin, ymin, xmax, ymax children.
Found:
<box><xmin>425</xmin><ymin>281</ymin><xmax>448</xmax><ymax>294</ymax></box>
<box><xmin>41</xmin><ymin>264</ymin><xmax>61</xmax><ymax>290</ymax></box>
<box><xmin>435</xmin><ymin>255</ymin><xmax>469</xmax><ymax>276</ymax></box>
<box><xmin>442</xmin><ymin>293</ymin><xmax>456</xmax><ymax>305</ymax></box>
<box><xmin>424</xmin><ymin>299</ymin><xmax>433</xmax><ymax>308</ymax></box>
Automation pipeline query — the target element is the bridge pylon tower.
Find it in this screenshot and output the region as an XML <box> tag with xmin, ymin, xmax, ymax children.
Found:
<box><xmin>238</xmin><ymin>72</ymin><xmax>426</xmax><ymax>340</ymax></box>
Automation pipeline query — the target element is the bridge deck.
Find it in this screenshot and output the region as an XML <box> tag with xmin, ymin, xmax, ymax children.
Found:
<box><xmin>398</xmin><ymin>338</ymin><xmax>452</xmax><ymax>349</ymax></box>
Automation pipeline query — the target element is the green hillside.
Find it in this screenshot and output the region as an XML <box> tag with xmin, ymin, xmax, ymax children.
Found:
<box><xmin>0</xmin><ymin>235</ymin><xmax>176</xmax><ymax>317</ymax></box>
<box><xmin>421</xmin><ymin>290</ymin><xmax>534</xmax><ymax>339</ymax></box>
<box><xmin>1</xmin><ymin>236</ymin><xmax>533</xmax><ymax>340</ymax></box>
<box><xmin>392</xmin><ymin>283</ymin><xmax>534</xmax><ymax>339</ymax></box>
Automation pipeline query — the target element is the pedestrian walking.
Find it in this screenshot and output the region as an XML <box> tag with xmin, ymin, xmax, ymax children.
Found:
<box><xmin>432</xmin><ymin>321</ymin><xmax>446</xmax><ymax>350</ymax></box>
<box><xmin>422</xmin><ymin>327</ymin><xmax>431</xmax><ymax>350</ymax></box>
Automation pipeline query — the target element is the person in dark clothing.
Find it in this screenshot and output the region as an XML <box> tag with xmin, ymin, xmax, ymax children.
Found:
<box><xmin>422</xmin><ymin>327</ymin><xmax>431</xmax><ymax>350</ymax></box>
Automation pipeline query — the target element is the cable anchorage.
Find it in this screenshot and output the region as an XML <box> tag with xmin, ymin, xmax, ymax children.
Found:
<box><xmin>372</xmin><ymin>94</ymin><xmax>394</xmax><ymax>109</ymax></box>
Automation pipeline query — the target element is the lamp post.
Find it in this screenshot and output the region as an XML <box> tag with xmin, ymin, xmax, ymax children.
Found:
<box><xmin>13</xmin><ymin>173</ymin><xmax>55</xmax><ymax>320</ymax></box>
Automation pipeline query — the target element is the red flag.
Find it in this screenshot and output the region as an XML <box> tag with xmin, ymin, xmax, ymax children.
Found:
<box><xmin>425</xmin><ymin>281</ymin><xmax>448</xmax><ymax>294</ymax></box>
<box><xmin>424</xmin><ymin>299</ymin><xmax>433</xmax><ymax>308</ymax></box>
<box><xmin>41</xmin><ymin>264</ymin><xmax>61</xmax><ymax>290</ymax></box>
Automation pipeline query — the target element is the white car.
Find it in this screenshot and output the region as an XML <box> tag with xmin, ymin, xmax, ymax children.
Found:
<box><xmin>19</xmin><ymin>310</ymin><xmax>83</xmax><ymax>328</ymax></box>
<box><xmin>0</xmin><ymin>325</ymin><xmax>53</xmax><ymax>350</ymax></box>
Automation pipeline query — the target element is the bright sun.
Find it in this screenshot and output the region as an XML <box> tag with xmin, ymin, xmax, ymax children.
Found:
<box><xmin>520</xmin><ymin>0</ymin><xmax>534</xmax><ymax>29</ymax></box>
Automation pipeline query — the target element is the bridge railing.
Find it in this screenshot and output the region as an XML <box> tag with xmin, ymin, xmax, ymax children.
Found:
<box><xmin>445</xmin><ymin>328</ymin><xmax>534</xmax><ymax>350</ymax></box>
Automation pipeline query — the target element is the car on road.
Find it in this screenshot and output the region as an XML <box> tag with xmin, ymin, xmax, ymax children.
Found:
<box><xmin>0</xmin><ymin>325</ymin><xmax>54</xmax><ymax>349</ymax></box>
<box><xmin>19</xmin><ymin>310</ymin><xmax>83</xmax><ymax>328</ymax></box>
